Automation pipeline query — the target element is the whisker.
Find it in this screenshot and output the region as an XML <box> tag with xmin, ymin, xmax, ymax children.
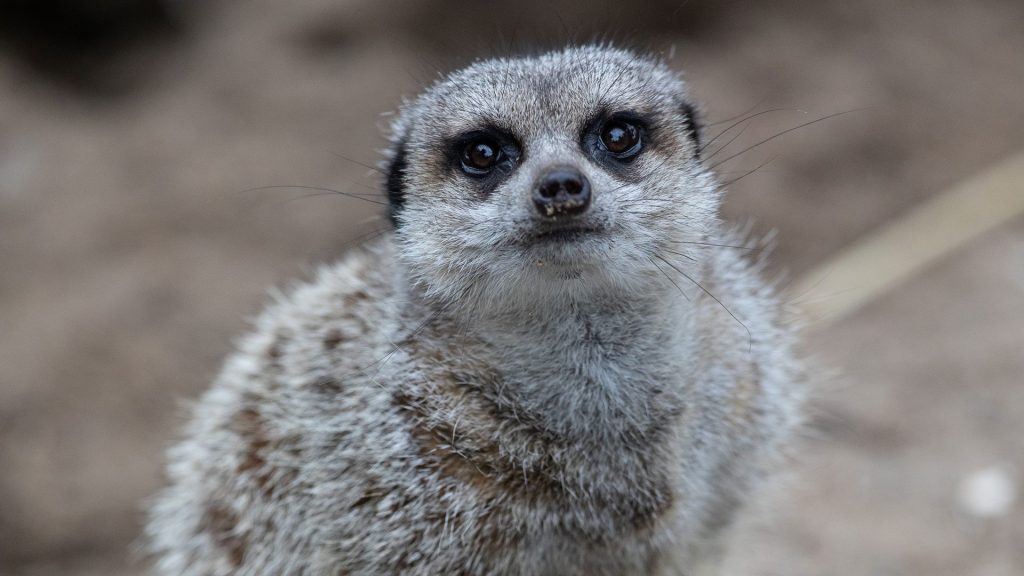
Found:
<box><xmin>704</xmin><ymin>98</ymin><xmax>769</xmax><ymax>127</ymax></box>
<box><xmin>702</xmin><ymin>121</ymin><xmax>751</xmax><ymax>160</ymax></box>
<box><xmin>648</xmin><ymin>256</ymin><xmax>691</xmax><ymax>301</ymax></box>
<box><xmin>710</xmin><ymin>109</ymin><xmax>861</xmax><ymax>170</ymax></box>
<box><xmin>700</xmin><ymin>108</ymin><xmax>801</xmax><ymax>155</ymax></box>
<box><xmin>238</xmin><ymin>184</ymin><xmax>388</xmax><ymax>206</ymax></box>
<box><xmin>653</xmin><ymin>253</ymin><xmax>752</xmax><ymax>352</ymax></box>
<box><xmin>331</xmin><ymin>151</ymin><xmax>387</xmax><ymax>176</ymax></box>
<box><xmin>719</xmin><ymin>155</ymin><xmax>778</xmax><ymax>188</ymax></box>
<box><xmin>657</xmin><ymin>246</ymin><xmax>697</xmax><ymax>262</ymax></box>
<box><xmin>266</xmin><ymin>191</ymin><xmax>382</xmax><ymax>208</ymax></box>
<box><xmin>665</xmin><ymin>239</ymin><xmax>762</xmax><ymax>251</ymax></box>
<box><xmin>336</xmin><ymin>225</ymin><xmax>391</xmax><ymax>253</ymax></box>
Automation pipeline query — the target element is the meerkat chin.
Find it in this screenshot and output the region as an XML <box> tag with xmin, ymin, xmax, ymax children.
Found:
<box><xmin>146</xmin><ymin>45</ymin><xmax>805</xmax><ymax>576</ymax></box>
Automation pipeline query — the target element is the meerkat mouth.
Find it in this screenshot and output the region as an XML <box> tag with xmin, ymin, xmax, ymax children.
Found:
<box><xmin>532</xmin><ymin>225</ymin><xmax>600</xmax><ymax>243</ymax></box>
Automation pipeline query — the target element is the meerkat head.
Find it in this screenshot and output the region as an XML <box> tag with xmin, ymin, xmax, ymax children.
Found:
<box><xmin>385</xmin><ymin>46</ymin><xmax>718</xmax><ymax>313</ymax></box>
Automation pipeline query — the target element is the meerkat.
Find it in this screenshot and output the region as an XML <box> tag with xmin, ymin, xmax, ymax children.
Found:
<box><xmin>145</xmin><ymin>45</ymin><xmax>805</xmax><ymax>576</ymax></box>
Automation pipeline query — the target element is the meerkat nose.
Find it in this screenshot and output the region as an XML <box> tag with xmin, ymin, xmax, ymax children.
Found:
<box><xmin>533</xmin><ymin>167</ymin><xmax>592</xmax><ymax>218</ymax></box>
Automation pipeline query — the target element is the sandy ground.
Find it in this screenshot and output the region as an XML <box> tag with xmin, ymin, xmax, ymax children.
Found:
<box><xmin>1</xmin><ymin>0</ymin><xmax>1022</xmax><ymax>574</ymax></box>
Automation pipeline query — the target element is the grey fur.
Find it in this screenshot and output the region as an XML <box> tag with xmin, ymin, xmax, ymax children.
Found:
<box><xmin>145</xmin><ymin>46</ymin><xmax>805</xmax><ymax>575</ymax></box>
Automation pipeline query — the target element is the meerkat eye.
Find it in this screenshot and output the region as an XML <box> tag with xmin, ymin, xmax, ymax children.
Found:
<box><xmin>600</xmin><ymin>119</ymin><xmax>642</xmax><ymax>157</ymax></box>
<box><xmin>460</xmin><ymin>139</ymin><xmax>502</xmax><ymax>175</ymax></box>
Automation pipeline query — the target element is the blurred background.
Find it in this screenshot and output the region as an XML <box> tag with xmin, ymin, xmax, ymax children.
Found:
<box><xmin>1</xmin><ymin>0</ymin><xmax>1022</xmax><ymax>574</ymax></box>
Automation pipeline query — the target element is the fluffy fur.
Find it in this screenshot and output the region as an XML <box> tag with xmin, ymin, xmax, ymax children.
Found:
<box><xmin>146</xmin><ymin>46</ymin><xmax>805</xmax><ymax>575</ymax></box>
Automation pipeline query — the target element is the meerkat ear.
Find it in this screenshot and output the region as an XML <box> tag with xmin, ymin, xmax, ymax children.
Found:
<box><xmin>680</xmin><ymin>101</ymin><xmax>702</xmax><ymax>156</ymax></box>
<box><xmin>385</xmin><ymin>137</ymin><xmax>409</xmax><ymax>228</ymax></box>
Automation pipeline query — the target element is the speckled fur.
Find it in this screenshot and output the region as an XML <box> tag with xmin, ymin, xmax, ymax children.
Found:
<box><xmin>146</xmin><ymin>46</ymin><xmax>805</xmax><ymax>575</ymax></box>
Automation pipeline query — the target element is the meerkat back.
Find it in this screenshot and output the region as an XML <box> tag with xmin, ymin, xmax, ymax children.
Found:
<box><xmin>146</xmin><ymin>46</ymin><xmax>804</xmax><ymax>576</ymax></box>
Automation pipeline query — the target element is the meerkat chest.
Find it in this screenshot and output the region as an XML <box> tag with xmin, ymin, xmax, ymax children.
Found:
<box><xmin>392</xmin><ymin>325</ymin><xmax>687</xmax><ymax>488</ymax></box>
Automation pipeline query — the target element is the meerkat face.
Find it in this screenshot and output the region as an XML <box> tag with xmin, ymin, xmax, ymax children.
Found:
<box><xmin>386</xmin><ymin>46</ymin><xmax>719</xmax><ymax>310</ymax></box>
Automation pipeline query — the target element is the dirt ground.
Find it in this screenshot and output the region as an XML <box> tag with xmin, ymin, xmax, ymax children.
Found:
<box><xmin>1</xmin><ymin>1</ymin><xmax>1022</xmax><ymax>574</ymax></box>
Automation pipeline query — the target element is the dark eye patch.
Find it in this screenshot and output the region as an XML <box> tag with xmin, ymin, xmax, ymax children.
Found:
<box><xmin>385</xmin><ymin>137</ymin><xmax>409</xmax><ymax>228</ymax></box>
<box><xmin>679</xmin><ymin>101</ymin><xmax>702</xmax><ymax>154</ymax></box>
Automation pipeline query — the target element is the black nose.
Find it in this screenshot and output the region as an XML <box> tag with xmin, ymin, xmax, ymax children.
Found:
<box><xmin>533</xmin><ymin>168</ymin><xmax>591</xmax><ymax>218</ymax></box>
